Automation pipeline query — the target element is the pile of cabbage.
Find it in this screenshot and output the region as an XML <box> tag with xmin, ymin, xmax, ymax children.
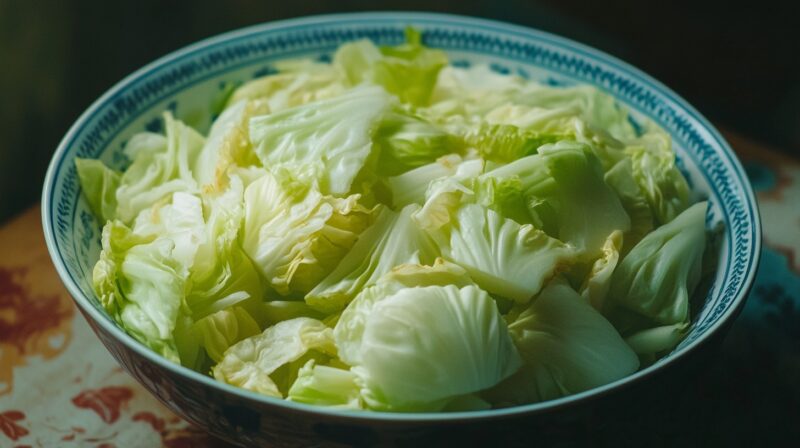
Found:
<box><xmin>76</xmin><ymin>30</ymin><xmax>709</xmax><ymax>412</ymax></box>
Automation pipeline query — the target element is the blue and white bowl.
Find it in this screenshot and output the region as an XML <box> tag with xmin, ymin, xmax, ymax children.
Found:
<box><xmin>42</xmin><ymin>12</ymin><xmax>761</xmax><ymax>446</ymax></box>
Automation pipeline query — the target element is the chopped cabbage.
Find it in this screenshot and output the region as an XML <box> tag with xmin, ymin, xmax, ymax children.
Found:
<box><xmin>76</xmin><ymin>28</ymin><xmax>711</xmax><ymax>412</ymax></box>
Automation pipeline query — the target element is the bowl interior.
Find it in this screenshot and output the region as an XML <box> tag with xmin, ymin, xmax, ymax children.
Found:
<box><xmin>43</xmin><ymin>12</ymin><xmax>760</xmax><ymax>417</ymax></box>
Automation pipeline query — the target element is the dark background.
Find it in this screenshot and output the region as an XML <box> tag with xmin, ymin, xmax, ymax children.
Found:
<box><xmin>1</xmin><ymin>0</ymin><xmax>798</xmax><ymax>222</ymax></box>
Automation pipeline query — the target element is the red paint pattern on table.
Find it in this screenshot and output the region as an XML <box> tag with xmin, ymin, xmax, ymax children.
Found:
<box><xmin>71</xmin><ymin>387</ymin><xmax>134</xmax><ymax>424</ymax></box>
<box><xmin>0</xmin><ymin>410</ymin><xmax>29</xmax><ymax>441</ymax></box>
<box><xmin>0</xmin><ymin>266</ymin><xmax>74</xmax><ymax>395</ymax></box>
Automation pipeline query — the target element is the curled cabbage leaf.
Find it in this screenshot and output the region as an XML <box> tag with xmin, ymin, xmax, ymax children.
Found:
<box><xmin>75</xmin><ymin>158</ymin><xmax>120</xmax><ymax>223</ymax></box>
<box><xmin>349</xmin><ymin>285</ymin><xmax>521</xmax><ymax>411</ymax></box>
<box><xmin>115</xmin><ymin>113</ymin><xmax>205</xmax><ymax>223</ymax></box>
<box><xmin>431</xmin><ymin>204</ymin><xmax>576</xmax><ymax>302</ymax></box>
<box><xmin>226</xmin><ymin>60</ymin><xmax>348</xmax><ymax>112</ymax></box>
<box><xmin>288</xmin><ymin>360</ymin><xmax>362</xmax><ymax>409</ymax></box>
<box><xmin>334</xmin><ymin>27</ymin><xmax>448</xmax><ymax>106</ymax></box>
<box><xmin>249</xmin><ymin>86</ymin><xmax>395</xmax><ymax>195</ymax></box>
<box><xmin>213</xmin><ymin>317</ymin><xmax>337</xmax><ymax>397</ymax></box>
<box><xmin>241</xmin><ymin>170</ymin><xmax>374</xmax><ymax>297</ymax></box>
<box><xmin>605</xmin><ymin>202</ymin><xmax>707</xmax><ymax>357</ymax></box>
<box><xmin>484</xmin><ymin>279</ymin><xmax>638</xmax><ymax>406</ymax></box>
<box><xmin>580</xmin><ymin>231</ymin><xmax>623</xmax><ymax>311</ymax></box>
<box><xmin>306</xmin><ymin>204</ymin><xmax>438</xmax><ymax>313</ymax></box>
<box><xmin>333</xmin><ymin>258</ymin><xmax>473</xmax><ymax>367</ymax></box>
<box><xmin>624</xmin><ymin>128</ymin><xmax>690</xmax><ymax>225</ymax></box>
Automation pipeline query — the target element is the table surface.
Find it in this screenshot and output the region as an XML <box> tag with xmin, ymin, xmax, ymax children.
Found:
<box><xmin>1</xmin><ymin>131</ymin><xmax>798</xmax><ymax>447</ymax></box>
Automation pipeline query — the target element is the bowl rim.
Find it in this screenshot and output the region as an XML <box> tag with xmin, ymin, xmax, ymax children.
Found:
<box><xmin>42</xmin><ymin>11</ymin><xmax>762</xmax><ymax>423</ymax></box>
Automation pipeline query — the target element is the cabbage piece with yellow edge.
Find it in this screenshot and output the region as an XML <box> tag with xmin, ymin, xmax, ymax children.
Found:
<box><xmin>213</xmin><ymin>317</ymin><xmax>337</xmax><ymax>397</ymax></box>
<box><xmin>93</xmin><ymin>192</ymin><xmax>209</xmax><ymax>363</ymax></box>
<box><xmin>226</xmin><ymin>60</ymin><xmax>348</xmax><ymax>113</ymax></box>
<box><xmin>241</xmin><ymin>170</ymin><xmax>374</xmax><ymax>297</ymax></box>
<box><xmin>623</xmin><ymin>127</ymin><xmax>690</xmax><ymax>225</ymax></box>
<box><xmin>249</xmin><ymin>86</ymin><xmax>395</xmax><ymax>195</ymax></box>
<box><xmin>193</xmin><ymin>99</ymin><xmax>266</xmax><ymax>191</ymax></box>
<box><xmin>305</xmin><ymin>204</ymin><xmax>439</xmax><ymax>313</ymax></box>
<box><xmin>95</xmin><ymin>182</ymin><xmax>267</xmax><ymax>370</ymax></box>
<box><xmin>580</xmin><ymin>230</ymin><xmax>623</xmax><ymax>311</ymax></box>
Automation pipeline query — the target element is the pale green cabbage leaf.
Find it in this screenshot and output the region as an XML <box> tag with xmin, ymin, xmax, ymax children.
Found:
<box><xmin>430</xmin><ymin>204</ymin><xmax>575</xmax><ymax>302</ymax></box>
<box><xmin>115</xmin><ymin>113</ymin><xmax>205</xmax><ymax>223</ymax></box>
<box><xmin>249</xmin><ymin>86</ymin><xmax>395</xmax><ymax>195</ymax></box>
<box><xmin>241</xmin><ymin>170</ymin><xmax>374</xmax><ymax>297</ymax></box>
<box><xmin>226</xmin><ymin>60</ymin><xmax>348</xmax><ymax>113</ymax></box>
<box><xmin>334</xmin><ymin>27</ymin><xmax>448</xmax><ymax>106</ymax></box>
<box><xmin>75</xmin><ymin>158</ymin><xmax>121</xmax><ymax>222</ymax></box>
<box><xmin>349</xmin><ymin>285</ymin><xmax>521</xmax><ymax>411</ymax></box>
<box><xmin>333</xmin><ymin>258</ymin><xmax>473</xmax><ymax>367</ymax></box>
<box><xmin>605</xmin><ymin>202</ymin><xmax>707</xmax><ymax>357</ymax></box>
<box><xmin>484</xmin><ymin>279</ymin><xmax>639</xmax><ymax>406</ymax></box>
<box><xmin>305</xmin><ymin>204</ymin><xmax>438</xmax><ymax>313</ymax></box>
<box><xmin>288</xmin><ymin>360</ymin><xmax>363</xmax><ymax>409</ymax></box>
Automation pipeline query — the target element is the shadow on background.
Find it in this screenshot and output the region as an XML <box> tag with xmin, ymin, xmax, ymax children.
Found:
<box><xmin>0</xmin><ymin>0</ymin><xmax>797</xmax><ymax>221</ymax></box>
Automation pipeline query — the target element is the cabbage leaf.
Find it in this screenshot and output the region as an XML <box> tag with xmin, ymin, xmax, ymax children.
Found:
<box><xmin>249</xmin><ymin>86</ymin><xmax>395</xmax><ymax>195</ymax></box>
<box><xmin>431</xmin><ymin>204</ymin><xmax>575</xmax><ymax>302</ymax></box>
<box><xmin>484</xmin><ymin>279</ymin><xmax>638</xmax><ymax>405</ymax></box>
<box><xmin>349</xmin><ymin>285</ymin><xmax>520</xmax><ymax>411</ymax></box>
<box><xmin>306</xmin><ymin>204</ymin><xmax>438</xmax><ymax>312</ymax></box>
<box><xmin>605</xmin><ymin>202</ymin><xmax>707</xmax><ymax>356</ymax></box>
<box><xmin>213</xmin><ymin>317</ymin><xmax>337</xmax><ymax>397</ymax></box>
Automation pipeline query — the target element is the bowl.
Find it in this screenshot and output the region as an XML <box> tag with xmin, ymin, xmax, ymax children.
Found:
<box><xmin>42</xmin><ymin>12</ymin><xmax>761</xmax><ymax>446</ymax></box>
